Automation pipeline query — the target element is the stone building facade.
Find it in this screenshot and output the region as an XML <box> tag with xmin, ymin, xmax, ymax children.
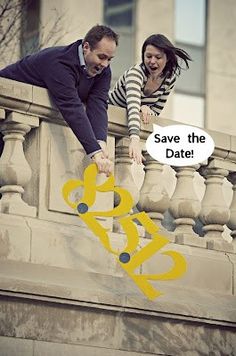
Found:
<box><xmin>0</xmin><ymin>0</ymin><xmax>236</xmax><ymax>355</ymax></box>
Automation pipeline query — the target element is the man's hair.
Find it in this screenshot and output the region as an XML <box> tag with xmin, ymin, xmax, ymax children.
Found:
<box><xmin>83</xmin><ymin>25</ymin><xmax>119</xmax><ymax>49</ymax></box>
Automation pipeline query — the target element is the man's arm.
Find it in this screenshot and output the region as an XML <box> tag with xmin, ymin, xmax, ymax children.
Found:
<box><xmin>41</xmin><ymin>63</ymin><xmax>102</xmax><ymax>155</ymax></box>
<box><xmin>42</xmin><ymin>63</ymin><xmax>112</xmax><ymax>175</ymax></box>
<box><xmin>85</xmin><ymin>67</ymin><xmax>111</xmax><ymax>144</ymax></box>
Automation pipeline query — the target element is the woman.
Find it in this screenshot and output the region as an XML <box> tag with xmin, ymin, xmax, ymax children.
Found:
<box><xmin>109</xmin><ymin>34</ymin><xmax>191</xmax><ymax>164</ymax></box>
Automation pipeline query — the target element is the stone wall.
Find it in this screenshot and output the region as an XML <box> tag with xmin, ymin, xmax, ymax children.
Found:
<box><xmin>0</xmin><ymin>78</ymin><xmax>236</xmax><ymax>355</ymax></box>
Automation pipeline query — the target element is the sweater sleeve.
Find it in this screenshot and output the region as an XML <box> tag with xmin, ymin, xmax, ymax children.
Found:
<box><xmin>41</xmin><ymin>63</ymin><xmax>101</xmax><ymax>155</ymax></box>
<box><xmin>124</xmin><ymin>66</ymin><xmax>144</xmax><ymax>137</ymax></box>
<box><xmin>151</xmin><ymin>75</ymin><xmax>176</xmax><ymax>116</ymax></box>
<box><xmin>85</xmin><ymin>68</ymin><xmax>111</xmax><ymax>142</ymax></box>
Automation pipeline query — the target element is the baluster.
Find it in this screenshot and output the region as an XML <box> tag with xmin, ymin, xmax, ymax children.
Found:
<box><xmin>0</xmin><ymin>108</ymin><xmax>4</xmax><ymax>121</ymax></box>
<box><xmin>169</xmin><ymin>165</ymin><xmax>202</xmax><ymax>246</ymax></box>
<box><xmin>199</xmin><ymin>166</ymin><xmax>232</xmax><ymax>251</ymax></box>
<box><xmin>227</xmin><ymin>172</ymin><xmax>236</xmax><ymax>244</ymax></box>
<box><xmin>137</xmin><ymin>151</ymin><xmax>170</xmax><ymax>231</ymax></box>
<box><xmin>113</xmin><ymin>137</ymin><xmax>140</xmax><ymax>232</ymax></box>
<box><xmin>0</xmin><ymin>112</ymin><xmax>39</xmax><ymax>216</ymax></box>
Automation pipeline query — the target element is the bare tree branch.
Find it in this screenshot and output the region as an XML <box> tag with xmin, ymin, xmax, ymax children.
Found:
<box><xmin>0</xmin><ymin>0</ymin><xmax>69</xmax><ymax>66</ymax></box>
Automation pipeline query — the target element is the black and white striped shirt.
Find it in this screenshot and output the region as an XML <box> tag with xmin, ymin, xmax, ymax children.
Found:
<box><xmin>109</xmin><ymin>63</ymin><xmax>176</xmax><ymax>137</ymax></box>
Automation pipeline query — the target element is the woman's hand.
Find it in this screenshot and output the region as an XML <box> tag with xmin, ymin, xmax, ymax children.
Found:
<box><xmin>129</xmin><ymin>137</ymin><xmax>145</xmax><ymax>164</ymax></box>
<box><xmin>140</xmin><ymin>105</ymin><xmax>154</xmax><ymax>124</ymax></box>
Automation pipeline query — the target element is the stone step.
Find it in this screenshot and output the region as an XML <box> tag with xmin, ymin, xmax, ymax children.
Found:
<box><xmin>0</xmin><ymin>260</ymin><xmax>236</xmax><ymax>355</ymax></box>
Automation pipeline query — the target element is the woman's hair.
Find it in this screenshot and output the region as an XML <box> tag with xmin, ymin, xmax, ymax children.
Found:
<box><xmin>141</xmin><ymin>34</ymin><xmax>192</xmax><ymax>78</ymax></box>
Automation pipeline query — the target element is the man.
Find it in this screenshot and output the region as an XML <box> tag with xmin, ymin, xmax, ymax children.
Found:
<box><xmin>0</xmin><ymin>25</ymin><xmax>118</xmax><ymax>176</ymax></box>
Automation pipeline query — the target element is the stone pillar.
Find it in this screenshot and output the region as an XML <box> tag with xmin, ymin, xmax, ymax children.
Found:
<box><xmin>169</xmin><ymin>165</ymin><xmax>202</xmax><ymax>246</ymax></box>
<box><xmin>199</xmin><ymin>166</ymin><xmax>230</xmax><ymax>241</ymax></box>
<box><xmin>206</xmin><ymin>0</ymin><xmax>236</xmax><ymax>135</ymax></box>
<box><xmin>40</xmin><ymin>0</ymin><xmax>103</xmax><ymax>46</ymax></box>
<box><xmin>227</xmin><ymin>172</ymin><xmax>236</xmax><ymax>242</ymax></box>
<box><xmin>0</xmin><ymin>109</ymin><xmax>4</xmax><ymax>121</ymax></box>
<box><xmin>0</xmin><ymin>112</ymin><xmax>39</xmax><ymax>216</ymax></box>
<box><xmin>113</xmin><ymin>137</ymin><xmax>139</xmax><ymax>233</ymax></box>
<box><xmin>137</xmin><ymin>151</ymin><xmax>170</xmax><ymax>227</ymax></box>
<box><xmin>114</xmin><ymin>137</ymin><xmax>140</xmax><ymax>206</ymax></box>
<box><xmin>135</xmin><ymin>0</ymin><xmax>174</xmax><ymax>118</ymax></box>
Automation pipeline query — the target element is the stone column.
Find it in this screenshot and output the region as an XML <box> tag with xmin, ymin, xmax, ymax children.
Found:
<box><xmin>169</xmin><ymin>165</ymin><xmax>202</xmax><ymax>246</ymax></box>
<box><xmin>0</xmin><ymin>112</ymin><xmax>39</xmax><ymax>216</ymax></box>
<box><xmin>0</xmin><ymin>109</ymin><xmax>5</xmax><ymax>121</ymax></box>
<box><xmin>113</xmin><ymin>137</ymin><xmax>139</xmax><ymax>233</ymax></box>
<box><xmin>227</xmin><ymin>172</ymin><xmax>236</xmax><ymax>243</ymax></box>
<box><xmin>199</xmin><ymin>166</ymin><xmax>230</xmax><ymax>242</ymax></box>
<box><xmin>137</xmin><ymin>151</ymin><xmax>170</xmax><ymax>228</ymax></box>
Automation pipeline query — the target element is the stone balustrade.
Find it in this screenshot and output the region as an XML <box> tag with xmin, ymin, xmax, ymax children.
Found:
<box><xmin>0</xmin><ymin>77</ymin><xmax>236</xmax><ymax>253</ymax></box>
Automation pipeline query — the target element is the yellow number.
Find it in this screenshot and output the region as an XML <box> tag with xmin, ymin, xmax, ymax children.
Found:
<box><xmin>62</xmin><ymin>164</ymin><xmax>187</xmax><ymax>300</ymax></box>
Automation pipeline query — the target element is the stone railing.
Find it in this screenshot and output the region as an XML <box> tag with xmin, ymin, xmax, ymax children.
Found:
<box><xmin>0</xmin><ymin>77</ymin><xmax>235</xmax><ymax>254</ymax></box>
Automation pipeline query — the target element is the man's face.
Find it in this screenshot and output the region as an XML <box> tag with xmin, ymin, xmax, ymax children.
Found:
<box><xmin>83</xmin><ymin>37</ymin><xmax>116</xmax><ymax>77</ymax></box>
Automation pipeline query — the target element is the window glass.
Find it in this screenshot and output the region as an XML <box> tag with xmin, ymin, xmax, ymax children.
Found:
<box><xmin>21</xmin><ymin>0</ymin><xmax>40</xmax><ymax>56</ymax></box>
<box><xmin>175</xmin><ymin>0</ymin><xmax>206</xmax><ymax>45</ymax></box>
<box><xmin>104</xmin><ymin>0</ymin><xmax>133</xmax><ymax>27</ymax></box>
<box><xmin>175</xmin><ymin>43</ymin><xmax>205</xmax><ymax>96</ymax></box>
<box><xmin>104</xmin><ymin>0</ymin><xmax>135</xmax><ymax>82</ymax></box>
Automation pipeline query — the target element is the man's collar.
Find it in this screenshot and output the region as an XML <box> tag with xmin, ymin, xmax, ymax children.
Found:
<box><xmin>78</xmin><ymin>43</ymin><xmax>95</xmax><ymax>79</ymax></box>
<box><xmin>78</xmin><ymin>43</ymin><xmax>86</xmax><ymax>68</ymax></box>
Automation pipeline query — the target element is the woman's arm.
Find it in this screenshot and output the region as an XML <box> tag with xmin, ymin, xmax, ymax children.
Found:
<box><xmin>125</xmin><ymin>66</ymin><xmax>144</xmax><ymax>138</ymax></box>
<box><xmin>124</xmin><ymin>66</ymin><xmax>145</xmax><ymax>164</ymax></box>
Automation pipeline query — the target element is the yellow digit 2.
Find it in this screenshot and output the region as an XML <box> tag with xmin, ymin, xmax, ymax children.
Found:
<box><xmin>62</xmin><ymin>163</ymin><xmax>187</xmax><ymax>300</ymax></box>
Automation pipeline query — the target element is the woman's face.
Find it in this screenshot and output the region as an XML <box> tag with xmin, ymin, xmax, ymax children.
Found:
<box><xmin>144</xmin><ymin>45</ymin><xmax>167</xmax><ymax>76</ymax></box>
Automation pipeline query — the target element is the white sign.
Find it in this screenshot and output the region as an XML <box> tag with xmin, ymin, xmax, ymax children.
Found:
<box><xmin>146</xmin><ymin>124</ymin><xmax>215</xmax><ymax>166</ymax></box>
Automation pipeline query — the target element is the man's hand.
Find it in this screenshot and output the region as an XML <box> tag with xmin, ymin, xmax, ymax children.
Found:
<box><xmin>140</xmin><ymin>105</ymin><xmax>155</xmax><ymax>124</ymax></box>
<box><xmin>98</xmin><ymin>140</ymin><xmax>109</xmax><ymax>158</ymax></box>
<box><xmin>92</xmin><ymin>151</ymin><xmax>113</xmax><ymax>176</ymax></box>
<box><xmin>129</xmin><ymin>137</ymin><xmax>145</xmax><ymax>165</ymax></box>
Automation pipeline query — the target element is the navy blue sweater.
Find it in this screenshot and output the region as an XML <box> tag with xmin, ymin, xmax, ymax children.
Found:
<box><xmin>0</xmin><ymin>40</ymin><xmax>111</xmax><ymax>154</ymax></box>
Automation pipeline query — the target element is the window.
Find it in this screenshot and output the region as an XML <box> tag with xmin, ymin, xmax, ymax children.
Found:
<box><xmin>173</xmin><ymin>0</ymin><xmax>207</xmax><ymax>127</ymax></box>
<box><xmin>104</xmin><ymin>0</ymin><xmax>135</xmax><ymax>82</ymax></box>
<box><xmin>21</xmin><ymin>0</ymin><xmax>40</xmax><ymax>57</ymax></box>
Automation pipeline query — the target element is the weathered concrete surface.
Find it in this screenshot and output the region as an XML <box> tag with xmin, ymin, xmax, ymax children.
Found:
<box><xmin>0</xmin><ymin>259</ymin><xmax>236</xmax><ymax>319</ymax></box>
<box><xmin>0</xmin><ymin>261</ymin><xmax>236</xmax><ymax>356</ymax></box>
<box><xmin>0</xmin><ymin>336</ymin><xmax>158</xmax><ymax>356</ymax></box>
<box><xmin>0</xmin><ymin>212</ymin><xmax>235</xmax><ymax>296</ymax></box>
<box><xmin>0</xmin><ymin>336</ymin><xmax>33</xmax><ymax>356</ymax></box>
<box><xmin>0</xmin><ymin>214</ymin><xmax>31</xmax><ymax>262</ymax></box>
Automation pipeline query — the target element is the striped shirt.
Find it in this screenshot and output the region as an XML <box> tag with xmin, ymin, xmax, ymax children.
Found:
<box><xmin>109</xmin><ymin>63</ymin><xmax>176</xmax><ymax>137</ymax></box>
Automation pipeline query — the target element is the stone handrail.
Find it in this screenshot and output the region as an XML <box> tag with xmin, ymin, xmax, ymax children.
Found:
<box><xmin>0</xmin><ymin>77</ymin><xmax>235</xmax><ymax>253</ymax></box>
